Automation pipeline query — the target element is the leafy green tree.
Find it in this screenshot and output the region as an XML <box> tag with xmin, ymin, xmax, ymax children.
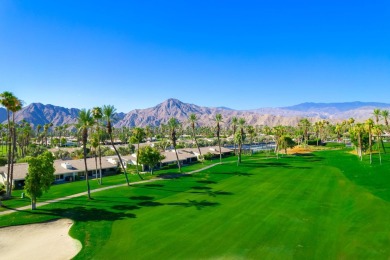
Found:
<box><xmin>168</xmin><ymin>117</ymin><xmax>181</xmax><ymax>172</ymax></box>
<box><xmin>279</xmin><ymin>135</ymin><xmax>296</xmax><ymax>155</ymax></box>
<box><xmin>102</xmin><ymin>105</ymin><xmax>130</xmax><ymax>185</ymax></box>
<box><xmin>138</xmin><ymin>146</ymin><xmax>165</xmax><ymax>174</ymax></box>
<box><xmin>77</xmin><ymin>109</ymin><xmax>94</xmax><ymax>199</ymax></box>
<box><xmin>382</xmin><ymin>110</ymin><xmax>389</xmax><ymax>130</ymax></box>
<box><xmin>25</xmin><ymin>151</ymin><xmax>55</xmax><ymax>210</ymax></box>
<box><xmin>215</xmin><ymin>114</ymin><xmax>223</xmax><ymax>163</ymax></box>
<box><xmin>131</xmin><ymin>127</ymin><xmax>146</xmax><ymax>179</ymax></box>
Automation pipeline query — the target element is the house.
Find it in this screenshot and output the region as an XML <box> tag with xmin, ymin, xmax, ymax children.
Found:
<box><xmin>0</xmin><ymin>157</ymin><xmax>118</xmax><ymax>188</ymax></box>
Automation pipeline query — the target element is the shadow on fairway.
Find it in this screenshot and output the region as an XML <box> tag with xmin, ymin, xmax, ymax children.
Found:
<box><xmin>190</xmin><ymin>190</ymin><xmax>234</xmax><ymax>197</ymax></box>
<box><xmin>191</xmin><ymin>186</ymin><xmax>212</xmax><ymax>190</ymax></box>
<box><xmin>38</xmin><ymin>206</ymin><xmax>136</xmax><ymax>222</ymax></box>
<box><xmin>111</xmin><ymin>205</ymin><xmax>141</xmax><ymax>211</ymax></box>
<box><xmin>221</xmin><ymin>171</ymin><xmax>254</xmax><ymax>177</ymax></box>
<box><xmin>130</xmin><ymin>196</ymin><xmax>155</xmax><ymax>201</ymax></box>
<box><xmin>197</xmin><ymin>180</ymin><xmax>217</xmax><ymax>184</ymax></box>
<box><xmin>167</xmin><ymin>199</ymin><xmax>220</xmax><ymax>210</ymax></box>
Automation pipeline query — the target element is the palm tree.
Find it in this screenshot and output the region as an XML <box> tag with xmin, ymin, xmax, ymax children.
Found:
<box><xmin>188</xmin><ymin>113</ymin><xmax>202</xmax><ymax>160</ymax></box>
<box><xmin>215</xmin><ymin>114</ymin><xmax>223</xmax><ymax>163</ymax></box>
<box><xmin>298</xmin><ymin>118</ymin><xmax>310</xmax><ymax>146</ymax></box>
<box><xmin>351</xmin><ymin>123</ymin><xmax>364</xmax><ymax>161</ymax></box>
<box><xmin>90</xmin><ymin>133</ymin><xmax>100</xmax><ymax>181</ymax></box>
<box><xmin>102</xmin><ymin>105</ymin><xmax>130</xmax><ymax>186</ymax></box>
<box><xmin>231</xmin><ymin>117</ymin><xmax>238</xmax><ymax>154</ymax></box>
<box><xmin>373</xmin><ymin>108</ymin><xmax>381</xmax><ymax>125</ymax></box>
<box><xmin>365</xmin><ymin>119</ymin><xmax>374</xmax><ymax>164</ymax></box>
<box><xmin>92</xmin><ymin>106</ymin><xmax>103</xmax><ymax>184</ymax></box>
<box><xmin>236</xmin><ymin>118</ymin><xmax>246</xmax><ymax>164</ymax></box>
<box><xmin>131</xmin><ymin>127</ymin><xmax>145</xmax><ymax>180</ymax></box>
<box><xmin>382</xmin><ymin>110</ymin><xmax>389</xmax><ymax>130</ymax></box>
<box><xmin>247</xmin><ymin>125</ymin><xmax>255</xmax><ymax>155</ymax></box>
<box><xmin>77</xmin><ymin>109</ymin><xmax>94</xmax><ymax>199</ymax></box>
<box><xmin>168</xmin><ymin>117</ymin><xmax>181</xmax><ymax>172</ymax></box>
<box><xmin>373</xmin><ymin>125</ymin><xmax>383</xmax><ymax>164</ymax></box>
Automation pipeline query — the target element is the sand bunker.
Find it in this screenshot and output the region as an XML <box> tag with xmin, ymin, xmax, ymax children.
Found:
<box><xmin>0</xmin><ymin>218</ymin><xmax>82</xmax><ymax>260</ymax></box>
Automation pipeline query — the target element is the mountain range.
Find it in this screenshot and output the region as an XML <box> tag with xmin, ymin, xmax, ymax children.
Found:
<box><xmin>1</xmin><ymin>99</ymin><xmax>389</xmax><ymax>128</ymax></box>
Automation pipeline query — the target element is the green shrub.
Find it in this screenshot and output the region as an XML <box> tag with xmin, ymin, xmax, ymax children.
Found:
<box><xmin>0</xmin><ymin>157</ymin><xmax>7</xmax><ymax>166</ymax></box>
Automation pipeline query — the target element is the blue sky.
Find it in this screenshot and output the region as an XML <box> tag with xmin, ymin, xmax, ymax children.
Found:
<box><xmin>1</xmin><ymin>0</ymin><xmax>389</xmax><ymax>112</ymax></box>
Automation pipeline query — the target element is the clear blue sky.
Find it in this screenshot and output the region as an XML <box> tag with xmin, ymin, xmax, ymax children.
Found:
<box><xmin>1</xmin><ymin>1</ymin><xmax>389</xmax><ymax>112</ymax></box>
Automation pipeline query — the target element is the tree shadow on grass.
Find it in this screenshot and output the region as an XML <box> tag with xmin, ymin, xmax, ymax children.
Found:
<box><xmin>191</xmin><ymin>186</ymin><xmax>212</xmax><ymax>190</ymax></box>
<box><xmin>38</xmin><ymin>206</ymin><xmax>136</xmax><ymax>222</ymax></box>
<box><xmin>167</xmin><ymin>200</ymin><xmax>220</xmax><ymax>210</ymax></box>
<box><xmin>137</xmin><ymin>201</ymin><xmax>164</xmax><ymax>207</ymax></box>
<box><xmin>111</xmin><ymin>205</ymin><xmax>140</xmax><ymax>211</ymax></box>
<box><xmin>197</xmin><ymin>180</ymin><xmax>217</xmax><ymax>184</ymax></box>
<box><xmin>190</xmin><ymin>190</ymin><xmax>234</xmax><ymax>197</ymax></box>
<box><xmin>129</xmin><ymin>196</ymin><xmax>155</xmax><ymax>201</ymax></box>
<box><xmin>143</xmin><ymin>183</ymin><xmax>164</xmax><ymax>188</ymax></box>
<box><xmin>221</xmin><ymin>171</ymin><xmax>254</xmax><ymax>177</ymax></box>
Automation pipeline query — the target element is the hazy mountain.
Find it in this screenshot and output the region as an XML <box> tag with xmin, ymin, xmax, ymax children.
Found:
<box><xmin>283</xmin><ymin>101</ymin><xmax>390</xmax><ymax>113</ymax></box>
<box><xmin>2</xmin><ymin>99</ymin><xmax>389</xmax><ymax>128</ymax></box>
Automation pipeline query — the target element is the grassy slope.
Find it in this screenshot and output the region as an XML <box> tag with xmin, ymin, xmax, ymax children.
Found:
<box><xmin>1</xmin><ymin>151</ymin><xmax>389</xmax><ymax>259</ymax></box>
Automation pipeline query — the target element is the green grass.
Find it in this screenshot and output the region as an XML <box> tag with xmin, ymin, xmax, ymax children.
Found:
<box><xmin>1</xmin><ymin>150</ymin><xmax>390</xmax><ymax>259</ymax></box>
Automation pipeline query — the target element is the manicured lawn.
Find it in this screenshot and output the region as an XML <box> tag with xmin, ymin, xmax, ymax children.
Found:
<box><xmin>1</xmin><ymin>150</ymin><xmax>390</xmax><ymax>259</ymax></box>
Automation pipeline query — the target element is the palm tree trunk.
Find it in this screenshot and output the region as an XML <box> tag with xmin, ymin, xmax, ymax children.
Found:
<box><xmin>368</xmin><ymin>132</ymin><xmax>372</xmax><ymax>164</ymax></box>
<box><xmin>94</xmin><ymin>149</ymin><xmax>98</xmax><ymax>181</ymax></box>
<box><xmin>173</xmin><ymin>146</ymin><xmax>182</xmax><ymax>172</ymax></box>
<box><xmin>84</xmin><ymin>155</ymin><xmax>91</xmax><ymax>199</ymax></box>
<box><xmin>98</xmin><ymin>144</ymin><xmax>103</xmax><ymax>184</ymax></box>
<box><xmin>378</xmin><ymin>136</ymin><xmax>382</xmax><ymax>164</ymax></box>
<box><xmin>110</xmin><ymin>134</ymin><xmax>130</xmax><ymax>186</ymax></box>
<box><xmin>5</xmin><ymin>110</ymin><xmax>11</xmax><ymax>197</ymax></box>
<box><xmin>218</xmin><ymin>136</ymin><xmax>222</xmax><ymax>163</ymax></box>
<box><xmin>136</xmin><ymin>143</ymin><xmax>143</xmax><ymax>180</ymax></box>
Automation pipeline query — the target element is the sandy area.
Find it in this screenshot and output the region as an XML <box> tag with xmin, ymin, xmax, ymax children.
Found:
<box><xmin>0</xmin><ymin>218</ymin><xmax>82</xmax><ymax>260</ymax></box>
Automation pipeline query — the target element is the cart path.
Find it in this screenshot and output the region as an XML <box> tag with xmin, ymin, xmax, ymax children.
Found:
<box><xmin>0</xmin><ymin>162</ymin><xmax>221</xmax><ymax>216</ymax></box>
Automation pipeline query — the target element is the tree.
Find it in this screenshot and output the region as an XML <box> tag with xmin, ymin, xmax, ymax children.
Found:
<box><xmin>236</xmin><ymin>118</ymin><xmax>246</xmax><ymax>164</ymax></box>
<box><xmin>231</xmin><ymin>117</ymin><xmax>238</xmax><ymax>154</ymax></box>
<box><xmin>131</xmin><ymin>127</ymin><xmax>146</xmax><ymax>180</ymax></box>
<box><xmin>350</xmin><ymin>123</ymin><xmax>366</xmax><ymax>161</ymax></box>
<box><xmin>138</xmin><ymin>146</ymin><xmax>165</xmax><ymax>174</ymax></box>
<box><xmin>373</xmin><ymin>125</ymin><xmax>383</xmax><ymax>164</ymax></box>
<box><xmin>247</xmin><ymin>125</ymin><xmax>255</xmax><ymax>155</ymax></box>
<box><xmin>102</xmin><ymin>105</ymin><xmax>130</xmax><ymax>185</ymax></box>
<box><xmin>0</xmin><ymin>91</ymin><xmax>22</xmax><ymax>198</ymax></box>
<box><xmin>373</xmin><ymin>108</ymin><xmax>381</xmax><ymax>125</ymax></box>
<box><xmin>215</xmin><ymin>114</ymin><xmax>223</xmax><ymax>163</ymax></box>
<box><xmin>279</xmin><ymin>135</ymin><xmax>296</xmax><ymax>155</ymax></box>
<box><xmin>298</xmin><ymin>118</ymin><xmax>310</xmax><ymax>146</ymax></box>
<box><xmin>92</xmin><ymin>106</ymin><xmax>104</xmax><ymax>184</ymax></box>
<box><xmin>382</xmin><ymin>110</ymin><xmax>389</xmax><ymax>130</ymax></box>
<box><xmin>365</xmin><ymin>119</ymin><xmax>374</xmax><ymax>164</ymax></box>
<box><xmin>168</xmin><ymin>117</ymin><xmax>182</xmax><ymax>172</ymax></box>
<box><xmin>25</xmin><ymin>151</ymin><xmax>55</xmax><ymax>210</ymax></box>
<box><xmin>77</xmin><ymin>109</ymin><xmax>94</xmax><ymax>199</ymax></box>
<box><xmin>188</xmin><ymin>113</ymin><xmax>203</xmax><ymax>160</ymax></box>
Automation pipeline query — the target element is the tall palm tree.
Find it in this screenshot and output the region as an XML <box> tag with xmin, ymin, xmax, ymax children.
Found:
<box><xmin>373</xmin><ymin>108</ymin><xmax>381</xmax><ymax>125</ymax></box>
<box><xmin>382</xmin><ymin>110</ymin><xmax>389</xmax><ymax>130</ymax></box>
<box><xmin>365</xmin><ymin>119</ymin><xmax>374</xmax><ymax>164</ymax></box>
<box><xmin>102</xmin><ymin>105</ymin><xmax>130</xmax><ymax>186</ymax></box>
<box><xmin>247</xmin><ymin>125</ymin><xmax>255</xmax><ymax>155</ymax></box>
<box><xmin>237</xmin><ymin>118</ymin><xmax>246</xmax><ymax>163</ymax></box>
<box><xmin>77</xmin><ymin>109</ymin><xmax>94</xmax><ymax>199</ymax></box>
<box><xmin>351</xmin><ymin>123</ymin><xmax>364</xmax><ymax>161</ymax></box>
<box><xmin>215</xmin><ymin>114</ymin><xmax>223</xmax><ymax>163</ymax></box>
<box><xmin>92</xmin><ymin>106</ymin><xmax>103</xmax><ymax>184</ymax></box>
<box><xmin>131</xmin><ymin>127</ymin><xmax>145</xmax><ymax>180</ymax></box>
<box><xmin>188</xmin><ymin>113</ymin><xmax>202</xmax><ymax>160</ymax></box>
<box><xmin>298</xmin><ymin>118</ymin><xmax>310</xmax><ymax>146</ymax></box>
<box><xmin>168</xmin><ymin>117</ymin><xmax>182</xmax><ymax>172</ymax></box>
<box><xmin>231</xmin><ymin>117</ymin><xmax>238</xmax><ymax>154</ymax></box>
<box><xmin>373</xmin><ymin>125</ymin><xmax>383</xmax><ymax>164</ymax></box>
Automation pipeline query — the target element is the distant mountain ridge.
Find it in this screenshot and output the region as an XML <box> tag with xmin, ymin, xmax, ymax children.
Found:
<box><xmin>2</xmin><ymin>99</ymin><xmax>390</xmax><ymax>128</ymax></box>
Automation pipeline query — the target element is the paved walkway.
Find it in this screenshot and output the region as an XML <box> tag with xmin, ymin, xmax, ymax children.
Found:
<box><xmin>0</xmin><ymin>163</ymin><xmax>221</xmax><ymax>216</ymax></box>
